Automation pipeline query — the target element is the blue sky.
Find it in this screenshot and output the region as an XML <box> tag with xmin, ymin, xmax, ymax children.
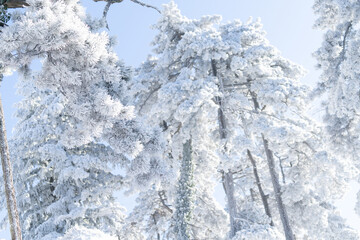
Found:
<box><xmin>1</xmin><ymin>0</ymin><xmax>359</xmax><ymax>238</ymax></box>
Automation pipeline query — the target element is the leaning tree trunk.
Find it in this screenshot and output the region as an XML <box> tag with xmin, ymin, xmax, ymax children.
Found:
<box><xmin>0</xmin><ymin>77</ymin><xmax>22</xmax><ymax>240</ymax></box>
<box><xmin>174</xmin><ymin>139</ymin><xmax>194</xmax><ymax>240</ymax></box>
<box><xmin>248</xmin><ymin>88</ymin><xmax>294</xmax><ymax>240</ymax></box>
<box><xmin>211</xmin><ymin>59</ymin><xmax>238</xmax><ymax>238</ymax></box>
<box><xmin>247</xmin><ymin>149</ymin><xmax>274</xmax><ymax>226</ymax></box>
<box><xmin>262</xmin><ymin>134</ymin><xmax>294</xmax><ymax>240</ymax></box>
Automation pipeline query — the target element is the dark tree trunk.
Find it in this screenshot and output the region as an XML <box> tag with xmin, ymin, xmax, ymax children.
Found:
<box><xmin>212</xmin><ymin>59</ymin><xmax>238</xmax><ymax>238</ymax></box>
<box><xmin>247</xmin><ymin>149</ymin><xmax>274</xmax><ymax>226</ymax></box>
<box><xmin>262</xmin><ymin>134</ymin><xmax>294</xmax><ymax>240</ymax></box>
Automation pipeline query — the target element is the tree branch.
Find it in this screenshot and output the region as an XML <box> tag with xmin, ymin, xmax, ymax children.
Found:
<box><xmin>129</xmin><ymin>0</ymin><xmax>160</xmax><ymax>13</ymax></box>
<box><xmin>5</xmin><ymin>0</ymin><xmax>161</xmax><ymax>14</ymax></box>
<box><xmin>158</xmin><ymin>190</ymin><xmax>173</xmax><ymax>214</ymax></box>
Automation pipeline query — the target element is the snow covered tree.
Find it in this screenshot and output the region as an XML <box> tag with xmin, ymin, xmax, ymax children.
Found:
<box><xmin>0</xmin><ymin>0</ymin><xmax>164</xmax><ymax>239</ymax></box>
<box><xmin>312</xmin><ymin>0</ymin><xmax>360</xmax><ymax>218</ymax></box>
<box><xmin>126</xmin><ymin>2</ymin><xmax>228</xmax><ymax>239</ymax></box>
<box><xmin>57</xmin><ymin>226</ymin><xmax>118</xmax><ymax>240</ymax></box>
<box><xmin>0</xmin><ymin>0</ymin><xmax>143</xmax><ymax>156</ymax></box>
<box><xmin>8</xmin><ymin>64</ymin><xmax>128</xmax><ymax>239</ymax></box>
<box><xmin>214</xmin><ymin>18</ymin><xmax>305</xmax><ymax>239</ymax></box>
<box><xmin>129</xmin><ymin>4</ymin><xmax>359</xmax><ymax>239</ymax></box>
<box><xmin>216</xmin><ymin>17</ymin><xmax>358</xmax><ymax>239</ymax></box>
<box><xmin>121</xmin><ymin>188</ymin><xmax>174</xmax><ymax>240</ymax></box>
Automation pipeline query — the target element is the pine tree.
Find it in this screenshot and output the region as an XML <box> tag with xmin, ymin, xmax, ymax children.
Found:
<box><xmin>0</xmin><ymin>0</ymin><xmax>141</xmax><ymax>155</ymax></box>
<box><xmin>312</xmin><ymin>0</ymin><xmax>360</xmax><ymax>219</ymax></box>
<box><xmin>126</xmin><ymin>2</ymin><xmax>228</xmax><ymax>239</ymax></box>
<box><xmin>0</xmin><ymin>0</ymin><xmax>160</xmax><ymax>238</ymax></box>
<box><xmin>9</xmin><ymin>65</ymin><xmax>127</xmax><ymax>239</ymax></box>
<box><xmin>216</xmin><ymin>17</ymin><xmax>358</xmax><ymax>239</ymax></box>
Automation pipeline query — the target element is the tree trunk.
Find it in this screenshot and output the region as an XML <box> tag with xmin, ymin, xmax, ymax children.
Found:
<box><xmin>247</xmin><ymin>149</ymin><xmax>274</xmax><ymax>226</ymax></box>
<box><xmin>222</xmin><ymin>171</ymin><xmax>238</xmax><ymax>237</ymax></box>
<box><xmin>0</xmin><ymin>82</ymin><xmax>22</xmax><ymax>240</ymax></box>
<box><xmin>212</xmin><ymin>59</ymin><xmax>238</xmax><ymax>238</ymax></box>
<box><xmin>262</xmin><ymin>134</ymin><xmax>294</xmax><ymax>240</ymax></box>
<box><xmin>174</xmin><ymin>139</ymin><xmax>194</xmax><ymax>240</ymax></box>
<box><xmin>247</xmin><ymin>86</ymin><xmax>294</xmax><ymax>239</ymax></box>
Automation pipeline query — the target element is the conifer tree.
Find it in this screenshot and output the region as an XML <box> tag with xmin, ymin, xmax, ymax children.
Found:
<box><xmin>312</xmin><ymin>0</ymin><xmax>360</xmax><ymax>218</ymax></box>
<box><xmin>9</xmin><ymin>65</ymin><xmax>127</xmax><ymax>239</ymax></box>
<box><xmin>0</xmin><ymin>0</ymin><xmax>161</xmax><ymax>239</ymax></box>
<box><xmin>126</xmin><ymin>2</ymin><xmax>228</xmax><ymax>239</ymax></box>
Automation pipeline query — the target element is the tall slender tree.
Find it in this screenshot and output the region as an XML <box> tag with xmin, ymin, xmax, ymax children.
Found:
<box><xmin>0</xmin><ymin>3</ymin><xmax>22</xmax><ymax>239</ymax></box>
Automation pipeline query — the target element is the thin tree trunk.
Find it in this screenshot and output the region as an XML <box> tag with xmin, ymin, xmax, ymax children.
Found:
<box><xmin>152</xmin><ymin>213</ymin><xmax>161</xmax><ymax>240</ymax></box>
<box><xmin>222</xmin><ymin>171</ymin><xmax>238</xmax><ymax>237</ymax></box>
<box><xmin>0</xmin><ymin>88</ymin><xmax>22</xmax><ymax>239</ymax></box>
<box><xmin>261</xmin><ymin>134</ymin><xmax>294</xmax><ymax>240</ymax></box>
<box><xmin>247</xmin><ymin>149</ymin><xmax>274</xmax><ymax>226</ymax></box>
<box><xmin>247</xmin><ymin>87</ymin><xmax>294</xmax><ymax>239</ymax></box>
<box><xmin>212</xmin><ymin>59</ymin><xmax>238</xmax><ymax>238</ymax></box>
<box><xmin>174</xmin><ymin>139</ymin><xmax>194</xmax><ymax>240</ymax></box>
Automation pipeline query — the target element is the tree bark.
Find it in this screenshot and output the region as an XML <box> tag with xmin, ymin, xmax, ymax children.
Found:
<box><xmin>174</xmin><ymin>139</ymin><xmax>194</xmax><ymax>240</ymax></box>
<box><xmin>0</xmin><ymin>81</ymin><xmax>22</xmax><ymax>240</ymax></box>
<box><xmin>222</xmin><ymin>171</ymin><xmax>238</xmax><ymax>237</ymax></box>
<box><xmin>247</xmin><ymin>149</ymin><xmax>274</xmax><ymax>226</ymax></box>
<box><xmin>262</xmin><ymin>134</ymin><xmax>294</xmax><ymax>240</ymax></box>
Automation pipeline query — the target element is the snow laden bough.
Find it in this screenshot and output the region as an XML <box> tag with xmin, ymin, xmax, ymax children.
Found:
<box><xmin>0</xmin><ymin>0</ymin><xmax>140</xmax><ymax>154</ymax></box>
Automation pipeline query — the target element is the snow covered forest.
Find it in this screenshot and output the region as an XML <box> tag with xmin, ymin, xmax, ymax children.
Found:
<box><xmin>0</xmin><ymin>0</ymin><xmax>360</xmax><ymax>239</ymax></box>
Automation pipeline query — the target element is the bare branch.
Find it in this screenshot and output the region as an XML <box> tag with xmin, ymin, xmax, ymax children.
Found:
<box><xmin>139</xmin><ymin>85</ymin><xmax>161</xmax><ymax>113</ymax></box>
<box><xmin>102</xmin><ymin>1</ymin><xmax>115</xmax><ymax>30</ymax></box>
<box><xmin>100</xmin><ymin>0</ymin><xmax>161</xmax><ymax>30</ymax></box>
<box><xmin>130</xmin><ymin>0</ymin><xmax>161</xmax><ymax>13</ymax></box>
<box><xmin>158</xmin><ymin>190</ymin><xmax>173</xmax><ymax>213</ymax></box>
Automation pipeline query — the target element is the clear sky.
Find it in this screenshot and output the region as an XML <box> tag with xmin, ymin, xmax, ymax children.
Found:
<box><xmin>0</xmin><ymin>0</ymin><xmax>359</xmax><ymax>239</ymax></box>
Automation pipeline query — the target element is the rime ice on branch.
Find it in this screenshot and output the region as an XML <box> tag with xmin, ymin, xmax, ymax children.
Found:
<box><xmin>313</xmin><ymin>0</ymin><xmax>360</xmax><ymax>223</ymax></box>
